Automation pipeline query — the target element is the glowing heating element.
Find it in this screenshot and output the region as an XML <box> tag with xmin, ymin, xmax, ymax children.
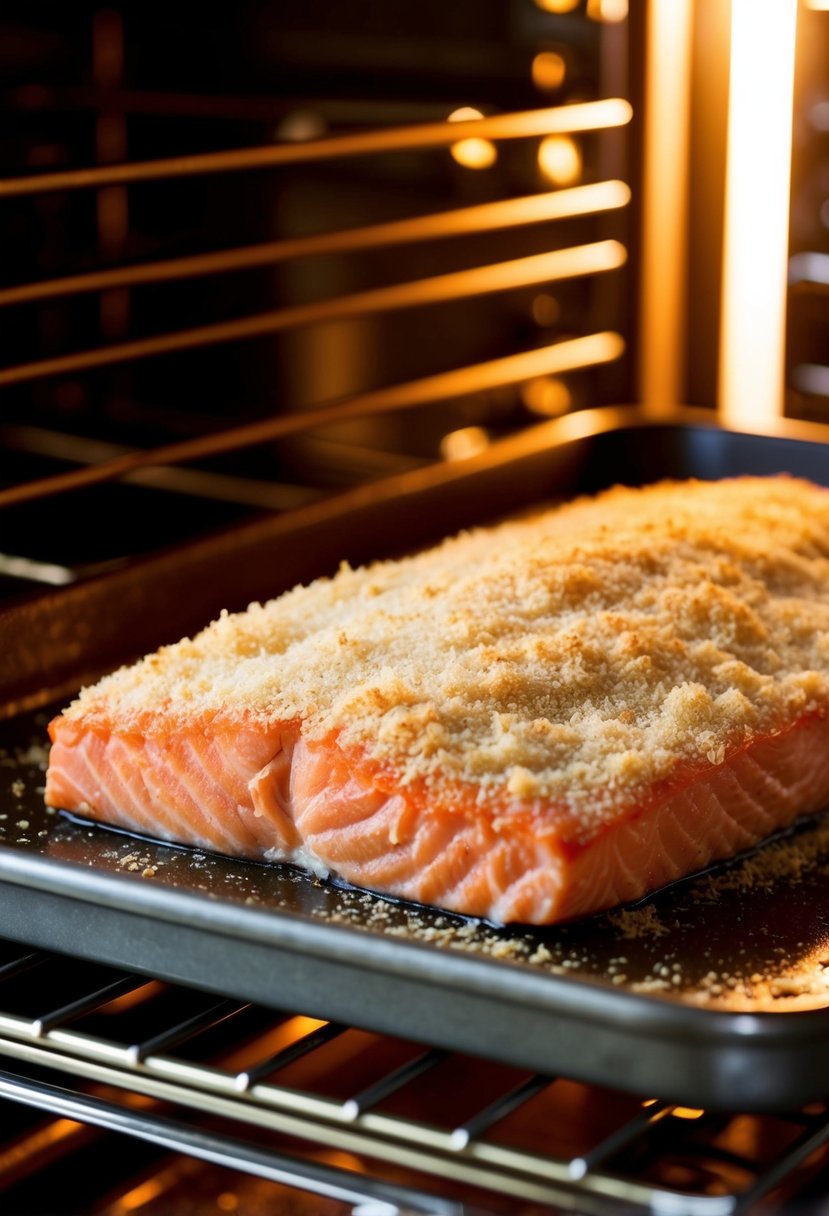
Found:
<box><xmin>640</xmin><ymin>0</ymin><xmax>693</xmax><ymax>417</ymax></box>
<box><xmin>718</xmin><ymin>0</ymin><xmax>798</xmax><ymax>426</ymax></box>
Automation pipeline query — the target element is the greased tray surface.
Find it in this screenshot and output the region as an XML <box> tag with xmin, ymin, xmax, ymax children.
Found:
<box><xmin>3</xmin><ymin>413</ymin><xmax>829</xmax><ymax>1112</ymax></box>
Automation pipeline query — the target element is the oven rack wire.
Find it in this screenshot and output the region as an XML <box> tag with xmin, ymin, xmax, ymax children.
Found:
<box><xmin>0</xmin><ymin>945</ymin><xmax>826</xmax><ymax>1215</ymax></box>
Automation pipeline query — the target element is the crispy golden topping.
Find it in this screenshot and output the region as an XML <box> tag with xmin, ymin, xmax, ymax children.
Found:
<box><xmin>62</xmin><ymin>478</ymin><xmax>829</xmax><ymax>828</ymax></box>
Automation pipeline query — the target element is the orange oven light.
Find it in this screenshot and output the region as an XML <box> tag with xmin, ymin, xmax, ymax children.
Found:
<box><xmin>719</xmin><ymin>0</ymin><xmax>798</xmax><ymax>427</ymax></box>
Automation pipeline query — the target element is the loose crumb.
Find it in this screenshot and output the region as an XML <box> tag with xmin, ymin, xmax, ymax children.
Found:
<box><xmin>605</xmin><ymin>904</ymin><xmax>670</xmax><ymax>940</ymax></box>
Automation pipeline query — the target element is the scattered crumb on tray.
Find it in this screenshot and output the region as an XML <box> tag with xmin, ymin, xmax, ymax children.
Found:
<box><xmin>117</xmin><ymin>850</ymin><xmax>165</xmax><ymax>877</ymax></box>
<box><xmin>605</xmin><ymin>904</ymin><xmax>671</xmax><ymax>940</ymax></box>
<box><xmin>693</xmin><ymin>817</ymin><xmax>829</xmax><ymax>898</ymax></box>
<box><xmin>15</xmin><ymin>743</ymin><xmax>49</xmax><ymax>770</ymax></box>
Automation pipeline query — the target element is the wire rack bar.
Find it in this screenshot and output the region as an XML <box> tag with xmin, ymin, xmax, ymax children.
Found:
<box><xmin>733</xmin><ymin>1114</ymin><xmax>829</xmax><ymax>1213</ymax></box>
<box><xmin>0</xmin><ymin>330</ymin><xmax>624</xmax><ymax>510</ymax></box>
<box><xmin>0</xmin><ymin>953</ymin><xmax>46</xmax><ymax>986</ymax></box>
<box><xmin>0</xmin><ymin>241</ymin><xmax>626</xmax><ymax>390</ymax></box>
<box><xmin>0</xmin><ymin>182</ymin><xmax>630</xmax><ymax>308</ymax></box>
<box><xmin>0</xmin><ymin>552</ymin><xmax>77</xmax><ymax>586</ymax></box>
<box><xmin>0</xmin><ymin>100</ymin><xmax>632</xmax><ymax>197</ymax></box>
<box><xmin>33</xmin><ymin>977</ymin><xmax>149</xmax><ymax>1037</ymax></box>
<box><xmin>341</xmin><ymin>1048</ymin><xmax>447</xmax><ymax>1120</ymax></box>
<box><xmin>234</xmin><ymin>1021</ymin><xmax>346</xmax><ymax>1092</ymax></box>
<box><xmin>568</xmin><ymin>1102</ymin><xmax>674</xmax><ymax>1181</ymax></box>
<box><xmin>449</xmin><ymin>1073</ymin><xmax>551</xmax><ymax>1150</ymax></box>
<box><xmin>127</xmin><ymin>1000</ymin><xmax>249</xmax><ymax>1065</ymax></box>
<box><xmin>0</xmin><ymin>424</ymin><xmax>322</xmax><ymax>513</ymax></box>
<box><xmin>0</xmin><ymin>1068</ymin><xmax>458</xmax><ymax>1216</ymax></box>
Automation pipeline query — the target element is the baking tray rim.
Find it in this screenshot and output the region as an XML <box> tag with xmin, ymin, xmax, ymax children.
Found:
<box><xmin>2</xmin><ymin>842</ymin><xmax>828</xmax><ymax>1048</ymax></box>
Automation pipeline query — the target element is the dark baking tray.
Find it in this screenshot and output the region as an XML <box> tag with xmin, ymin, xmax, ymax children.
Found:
<box><xmin>3</xmin><ymin>407</ymin><xmax>829</xmax><ymax>1113</ymax></box>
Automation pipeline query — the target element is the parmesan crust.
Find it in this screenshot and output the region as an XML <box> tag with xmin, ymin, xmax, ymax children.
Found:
<box><xmin>61</xmin><ymin>477</ymin><xmax>829</xmax><ymax>833</ymax></box>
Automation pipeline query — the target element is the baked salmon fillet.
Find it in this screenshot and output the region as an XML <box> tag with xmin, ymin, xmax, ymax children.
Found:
<box><xmin>45</xmin><ymin>476</ymin><xmax>829</xmax><ymax>924</ymax></box>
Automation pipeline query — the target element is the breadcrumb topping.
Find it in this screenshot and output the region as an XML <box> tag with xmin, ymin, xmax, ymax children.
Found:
<box><xmin>61</xmin><ymin>477</ymin><xmax>829</xmax><ymax>831</ymax></box>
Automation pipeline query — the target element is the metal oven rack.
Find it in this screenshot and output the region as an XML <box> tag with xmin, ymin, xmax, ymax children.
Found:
<box><xmin>0</xmin><ymin>942</ymin><xmax>828</xmax><ymax>1215</ymax></box>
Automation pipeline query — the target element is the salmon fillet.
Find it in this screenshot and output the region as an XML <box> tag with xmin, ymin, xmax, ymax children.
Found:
<box><xmin>45</xmin><ymin>477</ymin><xmax>829</xmax><ymax>924</ymax></box>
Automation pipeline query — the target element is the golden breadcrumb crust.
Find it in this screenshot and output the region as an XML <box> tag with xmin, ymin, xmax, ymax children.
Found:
<box><xmin>61</xmin><ymin>477</ymin><xmax>829</xmax><ymax>829</ymax></box>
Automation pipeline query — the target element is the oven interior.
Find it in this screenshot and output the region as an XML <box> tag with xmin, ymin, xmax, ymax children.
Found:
<box><xmin>4</xmin><ymin>2</ymin><xmax>829</xmax><ymax>1213</ymax></box>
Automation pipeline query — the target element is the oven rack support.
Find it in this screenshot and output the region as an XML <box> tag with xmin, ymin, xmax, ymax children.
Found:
<box><xmin>0</xmin><ymin>948</ymin><xmax>825</xmax><ymax>1215</ymax></box>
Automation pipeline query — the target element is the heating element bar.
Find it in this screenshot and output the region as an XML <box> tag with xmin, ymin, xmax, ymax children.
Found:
<box><xmin>0</xmin><ymin>100</ymin><xmax>632</xmax><ymax>197</ymax></box>
<box><xmin>0</xmin><ymin>242</ymin><xmax>626</xmax><ymax>389</ymax></box>
<box><xmin>0</xmin><ymin>182</ymin><xmax>630</xmax><ymax>308</ymax></box>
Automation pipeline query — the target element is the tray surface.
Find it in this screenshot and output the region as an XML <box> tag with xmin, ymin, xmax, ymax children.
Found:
<box><xmin>5</xmin><ymin>414</ymin><xmax>829</xmax><ymax>1110</ymax></box>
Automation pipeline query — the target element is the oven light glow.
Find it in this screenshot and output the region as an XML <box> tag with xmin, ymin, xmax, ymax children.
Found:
<box><xmin>440</xmin><ymin>426</ymin><xmax>490</xmax><ymax>461</ymax></box>
<box><xmin>718</xmin><ymin>0</ymin><xmax>798</xmax><ymax>427</ymax></box>
<box><xmin>805</xmin><ymin>0</ymin><xmax>829</xmax><ymax>9</ymax></box>
<box><xmin>450</xmin><ymin>138</ymin><xmax>498</xmax><ymax>169</ymax></box>
<box><xmin>316</xmin><ymin>1149</ymin><xmax>367</xmax><ymax>1173</ymax></box>
<box><xmin>538</xmin><ymin>134</ymin><xmax>582</xmax><ymax>185</ymax></box>
<box><xmin>521</xmin><ymin>376</ymin><xmax>573</xmax><ymax>416</ymax></box>
<box><xmin>640</xmin><ymin>0</ymin><xmax>693</xmax><ymax>416</ymax></box>
<box><xmin>109</xmin><ymin>1177</ymin><xmax>168</xmax><ymax>1212</ymax></box>
<box><xmin>532</xmin><ymin>51</ymin><xmax>567</xmax><ymax>91</ymax></box>
<box><xmin>587</xmin><ymin>0</ymin><xmax>629</xmax><ymax>21</ymax></box>
<box><xmin>534</xmin><ymin>0</ymin><xmax>579</xmax><ymax>12</ymax></box>
<box><xmin>448</xmin><ymin>107</ymin><xmax>498</xmax><ymax>170</ymax></box>
<box><xmin>531</xmin><ymin>292</ymin><xmax>561</xmax><ymax>326</ymax></box>
<box><xmin>276</xmin><ymin>109</ymin><xmax>327</xmax><ymax>142</ymax></box>
<box><xmin>0</xmin><ymin>1118</ymin><xmax>82</xmax><ymax>1176</ymax></box>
